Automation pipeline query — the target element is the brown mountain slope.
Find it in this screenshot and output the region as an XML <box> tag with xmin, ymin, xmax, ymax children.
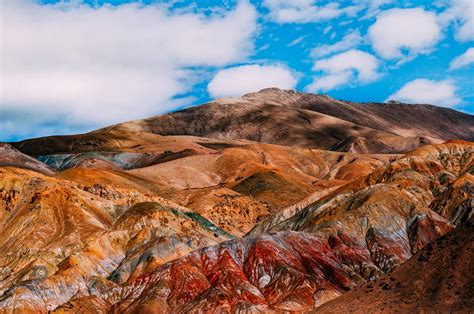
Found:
<box><xmin>11</xmin><ymin>89</ymin><xmax>473</xmax><ymax>155</ymax></box>
<box><xmin>0</xmin><ymin>143</ymin><xmax>55</xmax><ymax>176</ymax></box>
<box><xmin>242</xmin><ymin>88</ymin><xmax>474</xmax><ymax>141</ymax></box>
<box><xmin>12</xmin><ymin>105</ymin><xmax>421</xmax><ymax>155</ymax></box>
<box><xmin>317</xmin><ymin>217</ymin><xmax>474</xmax><ymax>313</ymax></box>
<box><xmin>10</xmin><ymin>128</ymin><xmax>248</xmax><ymax>156</ymax></box>
<box><xmin>100</xmin><ymin>88</ymin><xmax>473</xmax><ymax>153</ymax></box>
<box><xmin>103</xmin><ymin>99</ymin><xmax>435</xmax><ymax>154</ymax></box>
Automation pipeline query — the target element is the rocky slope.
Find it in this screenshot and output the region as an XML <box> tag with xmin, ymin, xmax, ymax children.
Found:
<box><xmin>106</xmin><ymin>88</ymin><xmax>473</xmax><ymax>153</ymax></box>
<box><xmin>243</xmin><ymin>89</ymin><xmax>473</xmax><ymax>142</ymax></box>
<box><xmin>0</xmin><ymin>167</ymin><xmax>233</xmax><ymax>313</ymax></box>
<box><xmin>0</xmin><ymin>141</ymin><xmax>467</xmax><ymax>312</ymax></box>
<box><xmin>0</xmin><ymin>140</ymin><xmax>400</xmax><ymax>312</ymax></box>
<box><xmin>317</xmin><ymin>217</ymin><xmax>474</xmax><ymax>313</ymax></box>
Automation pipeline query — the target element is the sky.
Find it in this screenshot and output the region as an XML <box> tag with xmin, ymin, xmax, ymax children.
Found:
<box><xmin>1</xmin><ymin>0</ymin><xmax>473</xmax><ymax>141</ymax></box>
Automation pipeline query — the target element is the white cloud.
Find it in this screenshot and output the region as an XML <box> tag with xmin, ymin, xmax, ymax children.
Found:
<box><xmin>311</xmin><ymin>29</ymin><xmax>363</xmax><ymax>58</ymax></box>
<box><xmin>449</xmin><ymin>47</ymin><xmax>474</xmax><ymax>70</ymax></box>
<box><xmin>368</xmin><ymin>8</ymin><xmax>442</xmax><ymax>59</ymax></box>
<box><xmin>306</xmin><ymin>72</ymin><xmax>352</xmax><ymax>92</ymax></box>
<box><xmin>307</xmin><ymin>49</ymin><xmax>380</xmax><ymax>92</ymax></box>
<box><xmin>439</xmin><ymin>0</ymin><xmax>474</xmax><ymax>42</ymax></box>
<box><xmin>263</xmin><ymin>0</ymin><xmax>400</xmax><ymax>24</ymax></box>
<box><xmin>263</xmin><ymin>0</ymin><xmax>359</xmax><ymax>23</ymax></box>
<box><xmin>287</xmin><ymin>36</ymin><xmax>305</xmax><ymax>47</ymax></box>
<box><xmin>208</xmin><ymin>64</ymin><xmax>297</xmax><ymax>98</ymax></box>
<box><xmin>387</xmin><ymin>79</ymin><xmax>461</xmax><ymax>107</ymax></box>
<box><xmin>0</xmin><ymin>0</ymin><xmax>257</xmax><ymax>140</ymax></box>
<box><xmin>369</xmin><ymin>0</ymin><xmax>393</xmax><ymax>6</ymax></box>
<box><xmin>322</xmin><ymin>26</ymin><xmax>333</xmax><ymax>35</ymax></box>
<box><xmin>361</xmin><ymin>0</ymin><xmax>394</xmax><ymax>19</ymax></box>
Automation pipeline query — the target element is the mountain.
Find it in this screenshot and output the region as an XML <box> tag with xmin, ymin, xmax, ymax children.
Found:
<box><xmin>106</xmin><ymin>88</ymin><xmax>474</xmax><ymax>153</ymax></box>
<box><xmin>0</xmin><ymin>166</ymin><xmax>233</xmax><ymax>312</ymax></box>
<box><xmin>0</xmin><ymin>89</ymin><xmax>473</xmax><ymax>313</ymax></box>
<box><xmin>12</xmin><ymin>89</ymin><xmax>474</xmax><ymax>155</ymax></box>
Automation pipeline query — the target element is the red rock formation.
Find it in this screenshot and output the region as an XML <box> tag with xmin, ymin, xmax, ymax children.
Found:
<box><xmin>317</xmin><ymin>217</ymin><xmax>474</xmax><ymax>313</ymax></box>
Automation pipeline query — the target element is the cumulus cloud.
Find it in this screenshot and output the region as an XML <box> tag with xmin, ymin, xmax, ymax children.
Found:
<box><xmin>306</xmin><ymin>49</ymin><xmax>380</xmax><ymax>92</ymax></box>
<box><xmin>368</xmin><ymin>8</ymin><xmax>442</xmax><ymax>59</ymax></box>
<box><xmin>439</xmin><ymin>0</ymin><xmax>474</xmax><ymax>42</ymax></box>
<box><xmin>387</xmin><ymin>79</ymin><xmax>461</xmax><ymax>107</ymax></box>
<box><xmin>0</xmin><ymin>0</ymin><xmax>257</xmax><ymax>140</ymax></box>
<box><xmin>208</xmin><ymin>64</ymin><xmax>297</xmax><ymax>98</ymax></box>
<box><xmin>449</xmin><ymin>47</ymin><xmax>474</xmax><ymax>70</ymax></box>
<box><xmin>263</xmin><ymin>0</ymin><xmax>359</xmax><ymax>23</ymax></box>
<box><xmin>311</xmin><ymin>29</ymin><xmax>363</xmax><ymax>58</ymax></box>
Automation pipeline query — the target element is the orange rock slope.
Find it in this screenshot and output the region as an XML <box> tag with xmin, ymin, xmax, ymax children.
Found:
<box><xmin>0</xmin><ymin>137</ymin><xmax>471</xmax><ymax>312</ymax></box>
<box><xmin>43</xmin><ymin>141</ymin><xmax>470</xmax><ymax>313</ymax></box>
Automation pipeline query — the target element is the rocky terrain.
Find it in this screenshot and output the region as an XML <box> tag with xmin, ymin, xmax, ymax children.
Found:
<box><xmin>318</xmin><ymin>216</ymin><xmax>474</xmax><ymax>313</ymax></box>
<box><xmin>0</xmin><ymin>89</ymin><xmax>472</xmax><ymax>313</ymax></box>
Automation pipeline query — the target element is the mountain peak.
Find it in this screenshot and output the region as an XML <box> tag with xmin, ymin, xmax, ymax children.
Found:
<box><xmin>239</xmin><ymin>88</ymin><xmax>336</xmax><ymax>107</ymax></box>
<box><xmin>243</xmin><ymin>87</ymin><xmax>334</xmax><ymax>99</ymax></box>
<box><xmin>242</xmin><ymin>87</ymin><xmax>297</xmax><ymax>96</ymax></box>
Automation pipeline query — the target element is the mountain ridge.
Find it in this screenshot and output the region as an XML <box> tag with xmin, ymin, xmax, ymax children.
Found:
<box><xmin>11</xmin><ymin>88</ymin><xmax>474</xmax><ymax>156</ymax></box>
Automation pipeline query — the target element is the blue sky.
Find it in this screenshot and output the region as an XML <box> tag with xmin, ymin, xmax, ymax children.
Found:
<box><xmin>1</xmin><ymin>0</ymin><xmax>473</xmax><ymax>141</ymax></box>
